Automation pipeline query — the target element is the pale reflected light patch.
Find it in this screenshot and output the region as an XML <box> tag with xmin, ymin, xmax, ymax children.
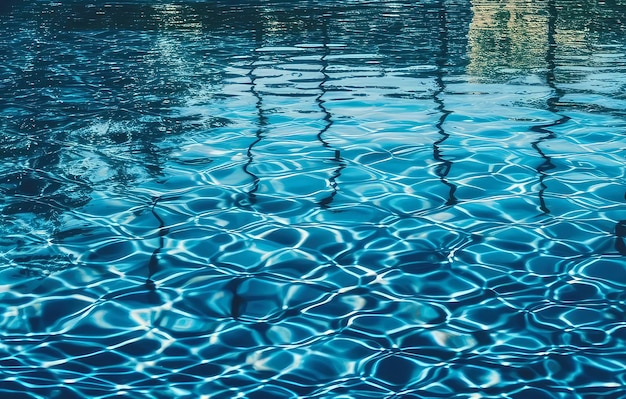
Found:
<box><xmin>152</xmin><ymin>4</ymin><xmax>202</xmax><ymax>30</ymax></box>
<box><xmin>431</xmin><ymin>330</ymin><xmax>478</xmax><ymax>350</ymax></box>
<box><xmin>480</xmin><ymin>369</ymin><xmax>502</xmax><ymax>388</ymax></box>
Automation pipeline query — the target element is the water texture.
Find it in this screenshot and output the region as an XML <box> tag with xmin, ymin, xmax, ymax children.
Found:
<box><xmin>1</xmin><ymin>0</ymin><xmax>626</xmax><ymax>398</ymax></box>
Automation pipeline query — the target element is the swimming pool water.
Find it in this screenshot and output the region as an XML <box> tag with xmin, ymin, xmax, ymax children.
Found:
<box><xmin>1</xmin><ymin>0</ymin><xmax>626</xmax><ymax>398</ymax></box>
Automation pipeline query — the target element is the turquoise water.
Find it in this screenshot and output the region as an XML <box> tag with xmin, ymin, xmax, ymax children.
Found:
<box><xmin>1</xmin><ymin>0</ymin><xmax>626</xmax><ymax>398</ymax></box>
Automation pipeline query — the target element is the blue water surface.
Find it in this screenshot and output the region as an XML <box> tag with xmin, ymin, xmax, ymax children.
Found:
<box><xmin>1</xmin><ymin>0</ymin><xmax>626</xmax><ymax>398</ymax></box>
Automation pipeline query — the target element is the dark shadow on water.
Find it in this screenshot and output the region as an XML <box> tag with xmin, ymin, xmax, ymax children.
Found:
<box><xmin>0</xmin><ymin>0</ymin><xmax>19</xmax><ymax>13</ymax></box>
<box><xmin>225</xmin><ymin>276</ymin><xmax>247</xmax><ymax>320</ymax></box>
<box><xmin>616</xmin><ymin>220</ymin><xmax>626</xmax><ymax>255</ymax></box>
<box><xmin>0</xmin><ymin>120</ymin><xmax>91</xmax><ymax>276</ymax></box>
<box><xmin>433</xmin><ymin>3</ymin><xmax>458</xmax><ymax>207</ymax></box>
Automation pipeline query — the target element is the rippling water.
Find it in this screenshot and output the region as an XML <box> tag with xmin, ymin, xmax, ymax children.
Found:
<box><xmin>2</xmin><ymin>0</ymin><xmax>626</xmax><ymax>398</ymax></box>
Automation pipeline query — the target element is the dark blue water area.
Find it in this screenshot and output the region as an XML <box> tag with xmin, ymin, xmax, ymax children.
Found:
<box><xmin>1</xmin><ymin>0</ymin><xmax>626</xmax><ymax>397</ymax></box>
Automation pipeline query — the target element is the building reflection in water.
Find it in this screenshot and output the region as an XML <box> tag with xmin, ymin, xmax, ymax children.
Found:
<box><xmin>467</xmin><ymin>0</ymin><xmax>550</xmax><ymax>77</ymax></box>
<box><xmin>466</xmin><ymin>0</ymin><xmax>626</xmax><ymax>248</ymax></box>
<box><xmin>468</xmin><ymin>0</ymin><xmax>626</xmax><ymax>78</ymax></box>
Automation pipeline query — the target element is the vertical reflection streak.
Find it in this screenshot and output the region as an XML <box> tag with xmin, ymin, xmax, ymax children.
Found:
<box><xmin>433</xmin><ymin>4</ymin><xmax>458</xmax><ymax>207</ymax></box>
<box><xmin>531</xmin><ymin>0</ymin><xmax>569</xmax><ymax>215</ymax></box>
<box><xmin>317</xmin><ymin>19</ymin><xmax>345</xmax><ymax>209</ymax></box>
<box><xmin>243</xmin><ymin>55</ymin><xmax>265</xmax><ymax>206</ymax></box>
<box><xmin>146</xmin><ymin>195</ymin><xmax>166</xmax><ymax>300</ymax></box>
<box><xmin>225</xmin><ymin>276</ymin><xmax>246</xmax><ymax>320</ymax></box>
<box><xmin>616</xmin><ymin>194</ymin><xmax>626</xmax><ymax>255</ymax></box>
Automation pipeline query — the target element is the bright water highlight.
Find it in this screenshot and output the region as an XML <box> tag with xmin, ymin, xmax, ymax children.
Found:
<box><xmin>1</xmin><ymin>1</ymin><xmax>626</xmax><ymax>398</ymax></box>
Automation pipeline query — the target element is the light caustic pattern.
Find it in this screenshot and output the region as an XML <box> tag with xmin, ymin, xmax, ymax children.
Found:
<box><xmin>1</xmin><ymin>1</ymin><xmax>626</xmax><ymax>398</ymax></box>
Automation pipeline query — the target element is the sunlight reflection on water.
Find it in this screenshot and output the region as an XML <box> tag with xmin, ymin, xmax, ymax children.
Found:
<box><xmin>1</xmin><ymin>0</ymin><xmax>626</xmax><ymax>398</ymax></box>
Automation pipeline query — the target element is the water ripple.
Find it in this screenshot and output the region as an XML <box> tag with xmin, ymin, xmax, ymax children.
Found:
<box><xmin>2</xmin><ymin>0</ymin><xmax>626</xmax><ymax>398</ymax></box>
